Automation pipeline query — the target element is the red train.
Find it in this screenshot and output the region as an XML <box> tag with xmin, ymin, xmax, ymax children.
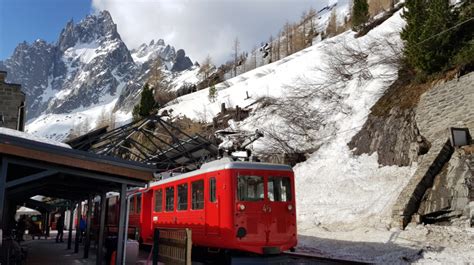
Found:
<box><xmin>104</xmin><ymin>158</ymin><xmax>297</xmax><ymax>255</ymax></box>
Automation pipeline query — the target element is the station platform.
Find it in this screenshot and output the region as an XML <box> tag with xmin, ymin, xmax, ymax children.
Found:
<box><xmin>22</xmin><ymin>232</ymin><xmax>97</xmax><ymax>265</ymax></box>
<box><xmin>16</xmin><ymin>231</ymin><xmax>153</xmax><ymax>265</ymax></box>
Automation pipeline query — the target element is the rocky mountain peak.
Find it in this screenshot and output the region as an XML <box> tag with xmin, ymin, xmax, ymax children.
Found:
<box><xmin>2</xmin><ymin>10</ymin><xmax>195</xmax><ymax>122</ymax></box>
<box><xmin>171</xmin><ymin>49</ymin><xmax>193</xmax><ymax>72</ymax></box>
<box><xmin>58</xmin><ymin>10</ymin><xmax>119</xmax><ymax>52</ymax></box>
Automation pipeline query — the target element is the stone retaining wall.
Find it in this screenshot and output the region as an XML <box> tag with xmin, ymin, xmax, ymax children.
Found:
<box><xmin>415</xmin><ymin>72</ymin><xmax>474</xmax><ymax>143</ymax></box>
<box><xmin>391</xmin><ymin>139</ymin><xmax>453</xmax><ymax>228</ymax></box>
<box><xmin>391</xmin><ymin>72</ymin><xmax>474</xmax><ymax>228</ymax></box>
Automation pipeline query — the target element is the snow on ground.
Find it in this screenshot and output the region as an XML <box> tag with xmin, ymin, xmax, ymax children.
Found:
<box><xmin>0</xmin><ymin>127</ymin><xmax>71</xmax><ymax>148</ymax></box>
<box><xmin>298</xmin><ymin>223</ymin><xmax>474</xmax><ymax>264</ymax></box>
<box><xmin>168</xmin><ymin>66</ymin><xmax>201</xmax><ymax>91</ymax></box>
<box><xmin>26</xmin><ymin>99</ymin><xmax>119</xmax><ymax>141</ymax></box>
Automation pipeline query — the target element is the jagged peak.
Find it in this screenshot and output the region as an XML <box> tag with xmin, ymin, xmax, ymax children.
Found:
<box><xmin>57</xmin><ymin>9</ymin><xmax>120</xmax><ymax>52</ymax></box>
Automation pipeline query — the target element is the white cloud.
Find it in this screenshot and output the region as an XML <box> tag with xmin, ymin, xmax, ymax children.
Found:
<box><xmin>91</xmin><ymin>0</ymin><xmax>337</xmax><ymax>64</ymax></box>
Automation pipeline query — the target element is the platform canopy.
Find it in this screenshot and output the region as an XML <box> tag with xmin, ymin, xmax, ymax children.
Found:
<box><xmin>0</xmin><ymin>130</ymin><xmax>156</xmax><ymax>265</ymax></box>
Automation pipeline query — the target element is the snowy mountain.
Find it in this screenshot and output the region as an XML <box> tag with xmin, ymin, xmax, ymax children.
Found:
<box><xmin>0</xmin><ymin>10</ymin><xmax>194</xmax><ymax>122</ymax></box>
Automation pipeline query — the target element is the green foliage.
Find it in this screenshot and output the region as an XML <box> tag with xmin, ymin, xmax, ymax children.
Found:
<box><xmin>208</xmin><ymin>85</ymin><xmax>217</xmax><ymax>102</ymax></box>
<box><xmin>401</xmin><ymin>0</ymin><xmax>473</xmax><ymax>75</ymax></box>
<box><xmin>453</xmin><ymin>39</ymin><xmax>474</xmax><ymax>67</ymax></box>
<box><xmin>451</xmin><ymin>0</ymin><xmax>474</xmax><ymax>67</ymax></box>
<box><xmin>133</xmin><ymin>83</ymin><xmax>156</xmax><ymax>120</ymax></box>
<box><xmin>352</xmin><ymin>0</ymin><xmax>369</xmax><ymax>31</ymax></box>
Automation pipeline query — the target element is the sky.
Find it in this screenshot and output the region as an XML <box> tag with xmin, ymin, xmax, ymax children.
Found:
<box><xmin>1</xmin><ymin>0</ymin><xmax>338</xmax><ymax>64</ymax></box>
<box><xmin>0</xmin><ymin>0</ymin><xmax>93</xmax><ymax>60</ymax></box>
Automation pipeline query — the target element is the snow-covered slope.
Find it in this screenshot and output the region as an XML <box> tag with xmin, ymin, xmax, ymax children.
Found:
<box><xmin>162</xmin><ymin>10</ymin><xmax>411</xmax><ymax>228</ymax></box>
<box><xmin>158</xmin><ymin>10</ymin><xmax>474</xmax><ymax>263</ymax></box>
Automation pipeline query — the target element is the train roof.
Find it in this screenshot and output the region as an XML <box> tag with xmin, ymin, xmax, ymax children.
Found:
<box><xmin>149</xmin><ymin>158</ymin><xmax>293</xmax><ymax>187</ymax></box>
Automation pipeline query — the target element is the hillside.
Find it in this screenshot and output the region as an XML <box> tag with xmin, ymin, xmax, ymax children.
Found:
<box><xmin>159</xmin><ymin>8</ymin><xmax>473</xmax><ymax>263</ymax></box>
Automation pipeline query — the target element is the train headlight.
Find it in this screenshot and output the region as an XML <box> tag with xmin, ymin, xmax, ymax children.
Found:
<box><xmin>236</xmin><ymin>227</ymin><xmax>247</xmax><ymax>239</ymax></box>
<box><xmin>238</xmin><ymin>204</ymin><xmax>246</xmax><ymax>211</ymax></box>
<box><xmin>287</xmin><ymin>204</ymin><xmax>293</xmax><ymax>211</ymax></box>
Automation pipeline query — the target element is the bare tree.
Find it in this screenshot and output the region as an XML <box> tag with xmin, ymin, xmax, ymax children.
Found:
<box><xmin>283</xmin><ymin>21</ymin><xmax>291</xmax><ymax>56</ymax></box>
<box><xmin>232</xmin><ymin>37</ymin><xmax>240</xmax><ymax>77</ymax></box>
<box><xmin>251</xmin><ymin>45</ymin><xmax>258</xmax><ymax>70</ymax></box>
<box><xmin>268</xmin><ymin>35</ymin><xmax>274</xmax><ymax>63</ymax></box>
<box><xmin>252</xmin><ymin>34</ymin><xmax>402</xmax><ymax>155</ymax></box>
<box><xmin>199</xmin><ymin>55</ymin><xmax>214</xmax><ymax>80</ymax></box>
<box><xmin>326</xmin><ymin>8</ymin><xmax>338</xmax><ymax>37</ymax></box>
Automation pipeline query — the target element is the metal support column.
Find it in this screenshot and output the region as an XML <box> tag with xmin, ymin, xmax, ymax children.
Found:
<box><xmin>74</xmin><ymin>201</ymin><xmax>82</xmax><ymax>253</ymax></box>
<box><xmin>0</xmin><ymin>158</ymin><xmax>7</xmax><ymax>234</ymax></box>
<box><xmin>67</xmin><ymin>201</ymin><xmax>75</xmax><ymax>250</ymax></box>
<box><xmin>116</xmin><ymin>183</ymin><xmax>127</xmax><ymax>265</ymax></box>
<box><xmin>0</xmin><ymin>158</ymin><xmax>8</xmax><ymax>265</ymax></box>
<box><xmin>84</xmin><ymin>194</ymin><xmax>93</xmax><ymax>258</ymax></box>
<box><xmin>45</xmin><ymin>211</ymin><xmax>50</xmax><ymax>238</ymax></box>
<box><xmin>96</xmin><ymin>193</ymin><xmax>107</xmax><ymax>265</ymax></box>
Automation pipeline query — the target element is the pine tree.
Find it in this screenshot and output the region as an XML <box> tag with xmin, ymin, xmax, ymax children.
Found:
<box><xmin>401</xmin><ymin>0</ymin><xmax>456</xmax><ymax>74</ymax></box>
<box><xmin>133</xmin><ymin>83</ymin><xmax>155</xmax><ymax>120</ymax></box>
<box><xmin>208</xmin><ymin>85</ymin><xmax>217</xmax><ymax>102</ymax></box>
<box><xmin>419</xmin><ymin>0</ymin><xmax>455</xmax><ymax>73</ymax></box>
<box><xmin>352</xmin><ymin>0</ymin><xmax>369</xmax><ymax>31</ymax></box>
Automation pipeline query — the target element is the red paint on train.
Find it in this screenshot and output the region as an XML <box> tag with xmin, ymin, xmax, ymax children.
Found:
<box><xmin>105</xmin><ymin>159</ymin><xmax>297</xmax><ymax>255</ymax></box>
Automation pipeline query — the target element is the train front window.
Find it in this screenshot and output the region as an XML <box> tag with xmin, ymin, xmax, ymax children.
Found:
<box><xmin>165</xmin><ymin>187</ymin><xmax>174</xmax><ymax>211</ymax></box>
<box><xmin>154</xmin><ymin>189</ymin><xmax>163</xmax><ymax>212</ymax></box>
<box><xmin>268</xmin><ymin>177</ymin><xmax>292</xmax><ymax>202</ymax></box>
<box><xmin>238</xmin><ymin>175</ymin><xmax>264</xmax><ymax>201</ymax></box>
<box><xmin>192</xmin><ymin>180</ymin><xmax>204</xmax><ymax>210</ymax></box>
<box><xmin>177</xmin><ymin>183</ymin><xmax>188</xmax><ymax>211</ymax></box>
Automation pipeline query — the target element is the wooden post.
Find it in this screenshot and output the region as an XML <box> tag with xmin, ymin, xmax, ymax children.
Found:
<box><xmin>221</xmin><ymin>103</ymin><xmax>226</xmax><ymax>114</ymax></box>
<box><xmin>236</xmin><ymin>105</ymin><xmax>241</xmax><ymax>121</ymax></box>
<box><xmin>152</xmin><ymin>228</ymin><xmax>160</xmax><ymax>265</ymax></box>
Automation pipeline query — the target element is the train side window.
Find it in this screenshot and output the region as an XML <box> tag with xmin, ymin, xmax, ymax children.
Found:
<box><xmin>268</xmin><ymin>177</ymin><xmax>292</xmax><ymax>202</ymax></box>
<box><xmin>165</xmin><ymin>187</ymin><xmax>175</xmax><ymax>211</ymax></box>
<box><xmin>177</xmin><ymin>183</ymin><xmax>188</xmax><ymax>211</ymax></box>
<box><xmin>192</xmin><ymin>180</ymin><xmax>204</xmax><ymax>210</ymax></box>
<box><xmin>238</xmin><ymin>175</ymin><xmax>264</xmax><ymax>201</ymax></box>
<box><xmin>209</xmin><ymin>177</ymin><xmax>216</xmax><ymax>203</ymax></box>
<box><xmin>154</xmin><ymin>189</ymin><xmax>163</xmax><ymax>212</ymax></box>
<box><xmin>130</xmin><ymin>197</ymin><xmax>136</xmax><ymax>213</ymax></box>
<box><xmin>136</xmin><ymin>194</ymin><xmax>142</xmax><ymax>213</ymax></box>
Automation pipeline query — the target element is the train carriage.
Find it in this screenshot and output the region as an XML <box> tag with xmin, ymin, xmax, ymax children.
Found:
<box><xmin>138</xmin><ymin>158</ymin><xmax>297</xmax><ymax>255</ymax></box>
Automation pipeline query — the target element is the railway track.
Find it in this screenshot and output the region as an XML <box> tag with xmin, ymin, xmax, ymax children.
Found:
<box><xmin>225</xmin><ymin>252</ymin><xmax>370</xmax><ymax>265</ymax></box>
<box><xmin>282</xmin><ymin>251</ymin><xmax>370</xmax><ymax>265</ymax></box>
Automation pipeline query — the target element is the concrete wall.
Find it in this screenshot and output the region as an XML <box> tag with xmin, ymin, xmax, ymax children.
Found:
<box><xmin>0</xmin><ymin>71</ymin><xmax>25</xmax><ymax>131</ymax></box>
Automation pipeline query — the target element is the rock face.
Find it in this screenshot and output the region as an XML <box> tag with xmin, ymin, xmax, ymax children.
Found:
<box><xmin>0</xmin><ymin>40</ymin><xmax>56</xmax><ymax>119</ymax></box>
<box><xmin>349</xmin><ymin>107</ymin><xmax>426</xmax><ymax>167</ymax></box>
<box><xmin>171</xmin><ymin>49</ymin><xmax>193</xmax><ymax>72</ymax></box>
<box><xmin>419</xmin><ymin>148</ymin><xmax>474</xmax><ymax>224</ymax></box>
<box><xmin>0</xmin><ymin>11</ymin><xmax>193</xmax><ymax>121</ymax></box>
